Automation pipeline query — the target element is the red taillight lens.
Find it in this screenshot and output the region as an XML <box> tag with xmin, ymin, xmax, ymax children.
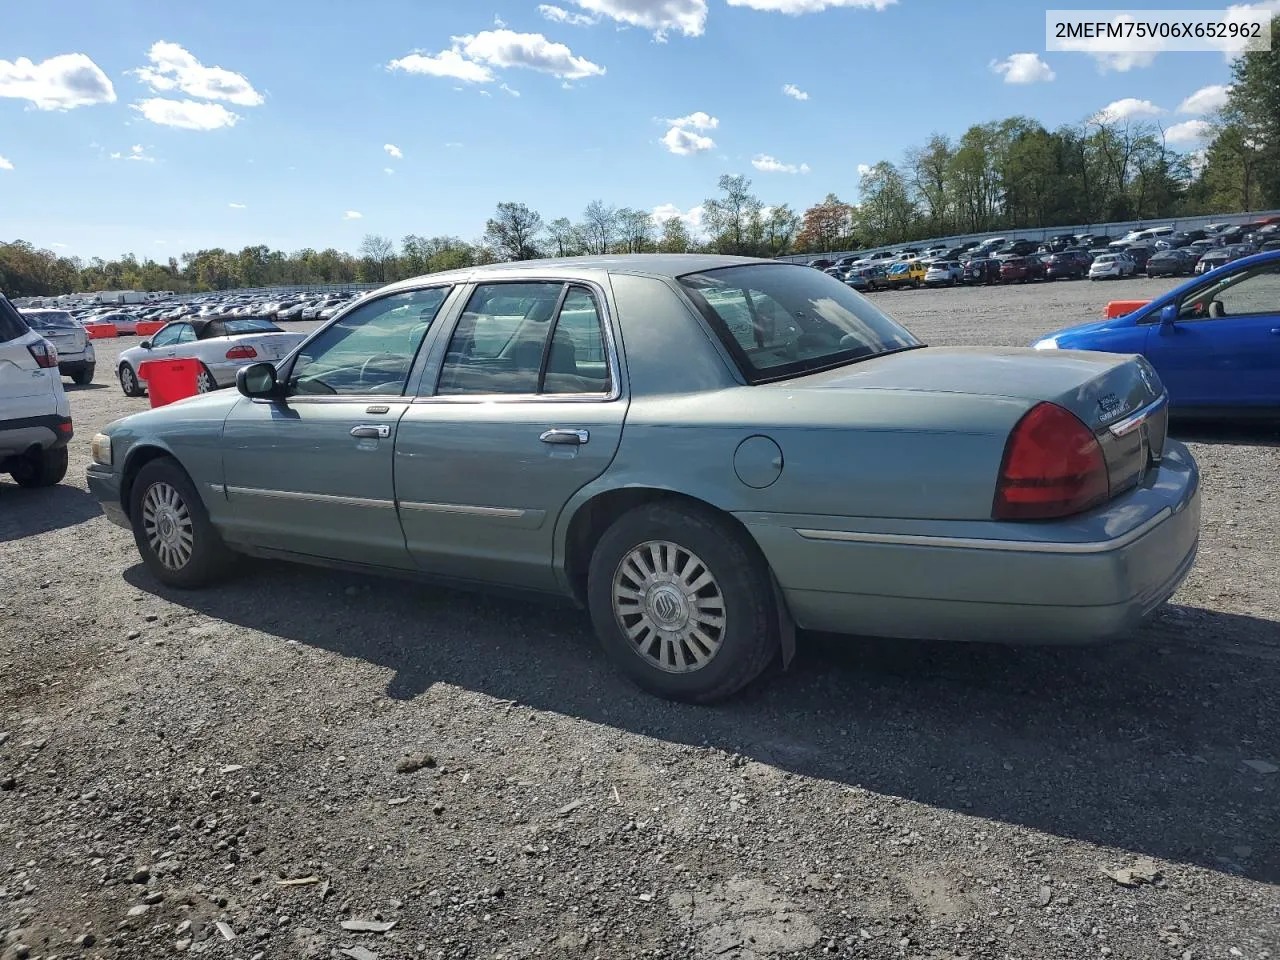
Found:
<box><xmin>27</xmin><ymin>340</ymin><xmax>59</xmax><ymax>368</ymax></box>
<box><xmin>993</xmin><ymin>402</ymin><xmax>1109</xmax><ymax>520</ymax></box>
<box><xmin>225</xmin><ymin>345</ymin><xmax>257</xmax><ymax>360</ymax></box>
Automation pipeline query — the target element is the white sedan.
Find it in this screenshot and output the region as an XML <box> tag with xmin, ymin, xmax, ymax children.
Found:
<box><xmin>117</xmin><ymin>317</ymin><xmax>306</xmax><ymax>397</ymax></box>
<box><xmin>1088</xmin><ymin>253</ymin><xmax>1135</xmax><ymax>280</ymax></box>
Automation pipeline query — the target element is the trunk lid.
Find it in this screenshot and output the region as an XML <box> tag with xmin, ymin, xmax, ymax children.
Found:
<box><xmin>220</xmin><ymin>332</ymin><xmax>305</xmax><ymax>362</ymax></box>
<box><xmin>784</xmin><ymin>346</ymin><xmax>1168</xmax><ymax>501</ymax></box>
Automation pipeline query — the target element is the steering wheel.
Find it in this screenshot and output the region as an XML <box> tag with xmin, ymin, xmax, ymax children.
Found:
<box><xmin>359</xmin><ymin>353</ymin><xmax>406</xmax><ymax>384</ymax></box>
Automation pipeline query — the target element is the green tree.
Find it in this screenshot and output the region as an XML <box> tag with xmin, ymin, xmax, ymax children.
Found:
<box><xmin>702</xmin><ymin>174</ymin><xmax>762</xmax><ymax>255</ymax></box>
<box><xmin>483</xmin><ymin>202</ymin><xmax>543</xmax><ymax>261</ymax></box>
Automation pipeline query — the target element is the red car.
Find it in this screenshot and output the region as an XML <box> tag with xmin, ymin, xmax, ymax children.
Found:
<box><xmin>999</xmin><ymin>255</ymin><xmax>1046</xmax><ymax>283</ymax></box>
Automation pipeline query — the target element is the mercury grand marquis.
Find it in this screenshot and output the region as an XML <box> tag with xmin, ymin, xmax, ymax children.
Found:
<box><xmin>87</xmin><ymin>255</ymin><xmax>1200</xmax><ymax>702</ymax></box>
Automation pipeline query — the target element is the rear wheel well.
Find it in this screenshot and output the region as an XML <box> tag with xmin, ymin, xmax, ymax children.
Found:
<box><xmin>562</xmin><ymin>488</ymin><xmax>762</xmax><ymax>607</ymax></box>
<box><xmin>120</xmin><ymin>447</ymin><xmax>179</xmax><ymax>520</ymax></box>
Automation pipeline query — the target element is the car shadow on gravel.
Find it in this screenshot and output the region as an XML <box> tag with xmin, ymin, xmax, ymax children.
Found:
<box><xmin>1171</xmin><ymin>418</ymin><xmax>1280</xmax><ymax>447</ymax></box>
<box><xmin>0</xmin><ymin>482</ymin><xmax>102</xmax><ymax>539</ymax></box>
<box><xmin>124</xmin><ymin>562</ymin><xmax>1280</xmax><ymax>886</ymax></box>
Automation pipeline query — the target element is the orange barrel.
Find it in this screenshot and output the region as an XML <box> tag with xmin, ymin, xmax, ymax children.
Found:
<box><xmin>85</xmin><ymin>323</ymin><xmax>118</xmax><ymax>339</ymax></box>
<box><xmin>138</xmin><ymin>358</ymin><xmax>200</xmax><ymax>408</ymax></box>
<box><xmin>136</xmin><ymin>320</ymin><xmax>167</xmax><ymax>337</ymax></box>
<box><xmin>1104</xmin><ymin>299</ymin><xmax>1150</xmax><ymax>318</ymax></box>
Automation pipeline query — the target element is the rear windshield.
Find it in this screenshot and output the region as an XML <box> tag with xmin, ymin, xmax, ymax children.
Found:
<box><xmin>0</xmin><ymin>295</ymin><xmax>30</xmax><ymax>342</ymax></box>
<box><xmin>678</xmin><ymin>263</ymin><xmax>921</xmax><ymax>384</ymax></box>
<box><xmin>23</xmin><ymin>310</ymin><xmax>76</xmax><ymax>329</ymax></box>
<box><xmin>222</xmin><ymin>318</ymin><xmax>282</xmax><ymax>335</ymax></box>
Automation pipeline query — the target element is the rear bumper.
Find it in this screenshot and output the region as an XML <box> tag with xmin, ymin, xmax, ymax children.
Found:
<box><xmin>59</xmin><ymin>359</ymin><xmax>94</xmax><ymax>376</ymax></box>
<box><xmin>0</xmin><ymin>415</ymin><xmax>74</xmax><ymax>456</ymax></box>
<box><xmin>740</xmin><ymin>441</ymin><xmax>1201</xmax><ymax>645</ymax></box>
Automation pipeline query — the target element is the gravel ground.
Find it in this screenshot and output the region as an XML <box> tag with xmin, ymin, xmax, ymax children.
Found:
<box><xmin>2</xmin><ymin>277</ymin><xmax>1278</xmax><ymax>960</ymax></box>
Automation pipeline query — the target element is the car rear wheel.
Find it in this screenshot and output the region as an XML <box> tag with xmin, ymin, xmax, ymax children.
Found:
<box><xmin>10</xmin><ymin>446</ymin><xmax>68</xmax><ymax>488</ymax></box>
<box><xmin>129</xmin><ymin>458</ymin><xmax>235</xmax><ymax>588</ymax></box>
<box><xmin>587</xmin><ymin>502</ymin><xmax>779</xmax><ymax>703</ymax></box>
<box><xmin>72</xmin><ymin>364</ymin><xmax>95</xmax><ymax>386</ymax></box>
<box><xmin>119</xmin><ymin>363</ymin><xmax>144</xmax><ymax>397</ymax></box>
<box><xmin>195</xmin><ymin>364</ymin><xmax>216</xmax><ymax>394</ymax></box>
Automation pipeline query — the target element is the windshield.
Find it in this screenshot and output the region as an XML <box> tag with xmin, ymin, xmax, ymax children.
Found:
<box><xmin>23</xmin><ymin>310</ymin><xmax>77</xmax><ymax>329</ymax></box>
<box><xmin>678</xmin><ymin>263</ymin><xmax>921</xmax><ymax>384</ymax></box>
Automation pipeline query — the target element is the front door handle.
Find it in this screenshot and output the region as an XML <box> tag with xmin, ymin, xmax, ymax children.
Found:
<box><xmin>351</xmin><ymin>424</ymin><xmax>391</xmax><ymax>439</ymax></box>
<box><xmin>540</xmin><ymin>428</ymin><xmax>589</xmax><ymax>446</ymax></box>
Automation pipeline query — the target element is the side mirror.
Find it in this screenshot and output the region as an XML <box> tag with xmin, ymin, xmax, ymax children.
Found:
<box><xmin>1159</xmin><ymin>303</ymin><xmax>1178</xmax><ymax>327</ymax></box>
<box><xmin>139</xmin><ymin>340</ymin><xmax>152</xmax><ymax>349</ymax></box>
<box><xmin>236</xmin><ymin>362</ymin><xmax>280</xmax><ymax>399</ymax></box>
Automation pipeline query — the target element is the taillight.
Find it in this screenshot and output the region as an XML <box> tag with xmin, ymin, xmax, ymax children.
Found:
<box><xmin>27</xmin><ymin>340</ymin><xmax>59</xmax><ymax>368</ymax></box>
<box><xmin>225</xmin><ymin>345</ymin><xmax>258</xmax><ymax>360</ymax></box>
<box><xmin>993</xmin><ymin>402</ymin><xmax>1109</xmax><ymax>520</ymax></box>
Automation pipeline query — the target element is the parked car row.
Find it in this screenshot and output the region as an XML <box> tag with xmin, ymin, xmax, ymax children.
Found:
<box><xmin>817</xmin><ymin>224</ymin><xmax>1280</xmax><ymax>291</ymax></box>
<box><xmin>64</xmin><ymin>289</ymin><xmax>369</xmax><ymax>335</ymax></box>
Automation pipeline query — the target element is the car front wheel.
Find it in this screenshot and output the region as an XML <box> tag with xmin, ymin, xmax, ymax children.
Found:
<box><xmin>129</xmin><ymin>458</ymin><xmax>234</xmax><ymax>588</ymax></box>
<box><xmin>587</xmin><ymin>502</ymin><xmax>779</xmax><ymax>703</ymax></box>
<box><xmin>119</xmin><ymin>363</ymin><xmax>144</xmax><ymax>397</ymax></box>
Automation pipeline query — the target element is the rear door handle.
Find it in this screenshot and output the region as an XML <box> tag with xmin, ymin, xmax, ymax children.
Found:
<box><xmin>540</xmin><ymin>428</ymin><xmax>589</xmax><ymax>446</ymax></box>
<box><xmin>351</xmin><ymin>424</ymin><xmax>391</xmax><ymax>439</ymax></box>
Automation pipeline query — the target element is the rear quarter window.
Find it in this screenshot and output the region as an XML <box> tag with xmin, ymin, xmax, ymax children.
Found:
<box><xmin>0</xmin><ymin>296</ymin><xmax>30</xmax><ymax>342</ymax></box>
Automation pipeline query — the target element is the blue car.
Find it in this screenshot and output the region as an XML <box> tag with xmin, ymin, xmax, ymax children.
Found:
<box><xmin>1033</xmin><ymin>250</ymin><xmax>1280</xmax><ymax>417</ymax></box>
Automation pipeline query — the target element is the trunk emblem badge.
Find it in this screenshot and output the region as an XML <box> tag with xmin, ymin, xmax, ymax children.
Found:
<box><xmin>1097</xmin><ymin>393</ymin><xmax>1124</xmax><ymax>421</ymax></box>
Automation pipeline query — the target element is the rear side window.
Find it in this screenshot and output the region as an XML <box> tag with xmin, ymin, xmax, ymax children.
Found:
<box><xmin>0</xmin><ymin>296</ymin><xmax>29</xmax><ymax>342</ymax></box>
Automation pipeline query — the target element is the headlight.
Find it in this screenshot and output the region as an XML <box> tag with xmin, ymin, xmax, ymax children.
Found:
<box><xmin>1033</xmin><ymin>337</ymin><xmax>1059</xmax><ymax>350</ymax></box>
<box><xmin>91</xmin><ymin>433</ymin><xmax>112</xmax><ymax>466</ymax></box>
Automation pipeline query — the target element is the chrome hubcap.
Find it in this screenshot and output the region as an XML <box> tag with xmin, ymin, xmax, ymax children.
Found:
<box><xmin>121</xmin><ymin>367</ymin><xmax>134</xmax><ymax>392</ymax></box>
<box><xmin>612</xmin><ymin>540</ymin><xmax>726</xmax><ymax>674</ymax></box>
<box><xmin>142</xmin><ymin>482</ymin><xmax>194</xmax><ymax>570</ymax></box>
<box><xmin>196</xmin><ymin>370</ymin><xmax>213</xmax><ymax>393</ymax></box>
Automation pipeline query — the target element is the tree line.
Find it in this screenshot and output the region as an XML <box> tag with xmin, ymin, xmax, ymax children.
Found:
<box><xmin>4</xmin><ymin>20</ymin><xmax>1276</xmax><ymax>299</ymax></box>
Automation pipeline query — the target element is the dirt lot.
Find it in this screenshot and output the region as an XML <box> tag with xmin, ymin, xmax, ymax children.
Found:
<box><xmin>2</xmin><ymin>277</ymin><xmax>1278</xmax><ymax>960</ymax></box>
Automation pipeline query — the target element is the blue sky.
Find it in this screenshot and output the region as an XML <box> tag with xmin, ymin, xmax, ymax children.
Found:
<box><xmin>2</xmin><ymin>0</ymin><xmax>1269</xmax><ymax>260</ymax></box>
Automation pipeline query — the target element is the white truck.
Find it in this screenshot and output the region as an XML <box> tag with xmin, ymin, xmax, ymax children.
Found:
<box><xmin>96</xmin><ymin>290</ymin><xmax>150</xmax><ymax>305</ymax></box>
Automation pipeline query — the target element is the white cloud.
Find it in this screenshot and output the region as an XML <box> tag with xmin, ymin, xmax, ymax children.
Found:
<box><xmin>383</xmin><ymin>143</ymin><xmax>402</xmax><ymax>158</ymax></box>
<box><xmin>500</xmin><ymin>82</ymin><xmax>521</xmax><ymax>97</ymax></box>
<box><xmin>132</xmin><ymin>41</ymin><xmax>263</xmax><ymax>106</ymax></box>
<box><xmin>389</xmin><ymin>30</ymin><xmax>604</xmax><ymax>85</ymax></box>
<box><xmin>0</xmin><ymin>155</ymin><xmax>12</xmax><ymax>171</ymax></box>
<box><xmin>133</xmin><ymin>97</ymin><xmax>240</xmax><ymax>130</ymax></box>
<box><xmin>725</xmin><ymin>0</ymin><xmax>896</xmax><ymax>11</ymax></box>
<box><xmin>989</xmin><ymin>52</ymin><xmax>1055</xmax><ymax>84</ymax></box>
<box><xmin>1051</xmin><ymin>14</ymin><xmax>1162</xmax><ymax>71</ymax></box>
<box><xmin>752</xmin><ymin>154</ymin><xmax>809</xmax><ymax>174</ymax></box>
<box><xmin>856</xmin><ymin>163</ymin><xmax>872</xmax><ymax>176</ymax></box>
<box><xmin>343</xmin><ymin>210</ymin><xmax>363</xmax><ymax>220</ymax></box>
<box><xmin>666</xmin><ymin>110</ymin><xmax>718</xmax><ymax>130</ymax></box>
<box><xmin>51</xmin><ymin>242</ymin><xmax>67</xmax><ymax>248</ymax></box>
<box><xmin>1096</xmin><ymin>97</ymin><xmax>1165</xmax><ymax>122</ymax></box>
<box><xmin>1165</xmin><ymin>119</ymin><xmax>1214</xmax><ymax>144</ymax></box>
<box><xmin>494</xmin><ymin>14</ymin><xmax>507</xmax><ymax>27</ymax></box>
<box><xmin>1210</xmin><ymin>1</ymin><xmax>1280</xmax><ymax>59</ymax></box>
<box><xmin>570</xmin><ymin>0</ymin><xmax>707</xmax><ymax>39</ymax></box>
<box><xmin>384</xmin><ymin>167</ymin><xmax>394</xmax><ymax>175</ymax></box>
<box><xmin>445</xmin><ymin>141</ymin><xmax>463</xmax><ymax>148</ymax></box>
<box><xmin>0</xmin><ymin>53</ymin><xmax>116</xmax><ymax>110</ymax></box>
<box><xmin>455</xmin><ymin>30</ymin><xmax>605</xmax><ymax>79</ymax></box>
<box><xmin>651</xmin><ymin>202</ymin><xmax>705</xmax><ymax>234</ymax></box>
<box><xmin>538</xmin><ymin>4</ymin><xmax>599</xmax><ymax>26</ymax></box>
<box><xmin>661</xmin><ymin>127</ymin><xmax>715</xmax><ymax>155</ymax></box>
<box><xmin>389</xmin><ymin>50</ymin><xmax>495</xmax><ymax>84</ymax></box>
<box><xmin>111</xmin><ymin>143</ymin><xmax>155</xmax><ymax>163</ymax></box>
<box><xmin>1178</xmin><ymin>83</ymin><xmax>1230</xmax><ymax>114</ymax></box>
<box><xmin>781</xmin><ymin>82</ymin><xmax>808</xmax><ymax>100</ymax></box>
<box><xmin>229</xmin><ymin>201</ymin><xmax>246</xmax><ymax>208</ymax></box>
<box><xmin>1092</xmin><ymin>51</ymin><xmax>1159</xmax><ymax>72</ymax></box>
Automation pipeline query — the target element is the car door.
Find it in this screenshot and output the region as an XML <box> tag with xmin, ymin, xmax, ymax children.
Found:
<box><xmin>1144</xmin><ymin>262</ymin><xmax>1280</xmax><ymax>407</ymax></box>
<box><xmin>217</xmin><ymin>286</ymin><xmax>454</xmax><ymax>567</ymax></box>
<box><xmin>394</xmin><ymin>280</ymin><xmax>627</xmax><ymax>592</ymax></box>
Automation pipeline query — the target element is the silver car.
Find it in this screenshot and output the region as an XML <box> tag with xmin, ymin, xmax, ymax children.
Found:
<box><xmin>20</xmin><ymin>309</ymin><xmax>96</xmax><ymax>385</ymax></box>
<box><xmin>117</xmin><ymin>317</ymin><xmax>306</xmax><ymax>396</ymax></box>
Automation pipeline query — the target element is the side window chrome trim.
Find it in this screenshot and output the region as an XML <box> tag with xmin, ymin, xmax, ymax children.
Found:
<box><xmin>422</xmin><ymin>277</ymin><xmax>623</xmax><ymax>403</ymax></box>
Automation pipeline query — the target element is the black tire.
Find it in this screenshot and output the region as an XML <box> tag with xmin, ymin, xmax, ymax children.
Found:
<box><xmin>129</xmin><ymin>458</ymin><xmax>235</xmax><ymax>589</ymax></box>
<box><xmin>11</xmin><ymin>446</ymin><xmax>68</xmax><ymax>488</ymax></box>
<box><xmin>119</xmin><ymin>363</ymin><xmax>144</xmax><ymax>397</ymax></box>
<box><xmin>587</xmin><ymin>502</ymin><xmax>779</xmax><ymax>703</ymax></box>
<box><xmin>72</xmin><ymin>365</ymin><xmax>95</xmax><ymax>386</ymax></box>
<box><xmin>195</xmin><ymin>363</ymin><xmax>216</xmax><ymax>394</ymax></box>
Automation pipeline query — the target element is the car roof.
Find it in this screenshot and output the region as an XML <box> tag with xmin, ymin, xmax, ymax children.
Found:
<box><xmin>378</xmin><ymin>254</ymin><xmax>767</xmax><ymax>294</ymax></box>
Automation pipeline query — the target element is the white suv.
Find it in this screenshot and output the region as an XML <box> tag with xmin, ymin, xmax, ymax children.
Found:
<box><xmin>0</xmin><ymin>295</ymin><xmax>73</xmax><ymax>487</ymax></box>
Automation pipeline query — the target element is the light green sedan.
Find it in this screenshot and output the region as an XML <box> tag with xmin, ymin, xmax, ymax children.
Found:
<box><xmin>87</xmin><ymin>256</ymin><xmax>1200</xmax><ymax>702</ymax></box>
